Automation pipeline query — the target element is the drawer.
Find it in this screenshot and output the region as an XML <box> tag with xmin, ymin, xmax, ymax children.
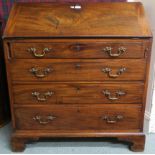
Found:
<box><xmin>14</xmin><ymin>104</ymin><xmax>142</xmax><ymax>131</ymax></box>
<box><xmin>11</xmin><ymin>59</ymin><xmax>146</xmax><ymax>81</ymax></box>
<box><xmin>10</xmin><ymin>41</ymin><xmax>145</xmax><ymax>59</ymax></box>
<box><xmin>13</xmin><ymin>83</ymin><xmax>144</xmax><ymax>104</ymax></box>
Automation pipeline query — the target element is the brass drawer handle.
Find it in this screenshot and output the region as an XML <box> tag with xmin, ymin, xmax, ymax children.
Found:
<box><xmin>28</xmin><ymin>47</ymin><xmax>52</xmax><ymax>58</ymax></box>
<box><xmin>102</xmin><ymin>67</ymin><xmax>126</xmax><ymax>78</ymax></box>
<box><xmin>103</xmin><ymin>47</ymin><xmax>126</xmax><ymax>57</ymax></box>
<box><xmin>32</xmin><ymin>91</ymin><xmax>54</xmax><ymax>102</ymax></box>
<box><xmin>102</xmin><ymin>115</ymin><xmax>124</xmax><ymax>124</ymax></box>
<box><xmin>29</xmin><ymin>67</ymin><xmax>53</xmax><ymax>78</ymax></box>
<box><xmin>33</xmin><ymin>115</ymin><xmax>56</xmax><ymax>124</ymax></box>
<box><xmin>102</xmin><ymin>90</ymin><xmax>126</xmax><ymax>100</ymax></box>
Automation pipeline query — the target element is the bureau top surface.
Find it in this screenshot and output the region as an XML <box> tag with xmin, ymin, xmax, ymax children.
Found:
<box><xmin>3</xmin><ymin>2</ymin><xmax>152</xmax><ymax>39</ymax></box>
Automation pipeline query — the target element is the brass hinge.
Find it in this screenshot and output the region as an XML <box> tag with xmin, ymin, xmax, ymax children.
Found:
<box><xmin>144</xmin><ymin>47</ymin><xmax>149</xmax><ymax>58</ymax></box>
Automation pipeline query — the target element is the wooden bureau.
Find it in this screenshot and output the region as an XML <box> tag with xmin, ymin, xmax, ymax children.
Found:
<box><xmin>3</xmin><ymin>2</ymin><xmax>152</xmax><ymax>152</ymax></box>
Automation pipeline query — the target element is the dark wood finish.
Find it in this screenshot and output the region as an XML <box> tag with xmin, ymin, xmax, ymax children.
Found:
<box><xmin>0</xmin><ymin>21</ymin><xmax>10</xmax><ymax>127</ymax></box>
<box><xmin>11</xmin><ymin>136</ymin><xmax>27</xmax><ymax>152</ymax></box>
<box><xmin>13</xmin><ymin>83</ymin><xmax>144</xmax><ymax>104</ymax></box>
<box><xmin>118</xmin><ymin>134</ymin><xmax>145</xmax><ymax>152</ymax></box>
<box><xmin>11</xmin><ymin>133</ymin><xmax>145</xmax><ymax>152</ymax></box>
<box><xmin>3</xmin><ymin>2</ymin><xmax>152</xmax><ymax>38</ymax></box>
<box><xmin>11</xmin><ymin>59</ymin><xmax>146</xmax><ymax>81</ymax></box>
<box><xmin>3</xmin><ymin>2</ymin><xmax>152</xmax><ymax>152</ymax></box>
<box><xmin>14</xmin><ymin>104</ymin><xmax>141</xmax><ymax>131</ymax></box>
<box><xmin>11</xmin><ymin>40</ymin><xmax>145</xmax><ymax>59</ymax></box>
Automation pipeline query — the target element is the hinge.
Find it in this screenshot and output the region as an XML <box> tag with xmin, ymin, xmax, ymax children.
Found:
<box><xmin>144</xmin><ymin>47</ymin><xmax>149</xmax><ymax>58</ymax></box>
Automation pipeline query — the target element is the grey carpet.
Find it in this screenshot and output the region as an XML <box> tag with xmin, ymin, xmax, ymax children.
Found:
<box><xmin>0</xmin><ymin>124</ymin><xmax>155</xmax><ymax>154</ymax></box>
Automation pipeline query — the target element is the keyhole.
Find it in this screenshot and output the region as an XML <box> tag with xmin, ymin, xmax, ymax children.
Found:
<box><xmin>76</xmin><ymin>87</ymin><xmax>80</xmax><ymax>93</ymax></box>
<box><xmin>75</xmin><ymin>63</ymin><xmax>81</xmax><ymax>69</ymax></box>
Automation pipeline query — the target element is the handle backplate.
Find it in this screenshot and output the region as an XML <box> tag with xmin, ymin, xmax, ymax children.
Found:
<box><xmin>29</xmin><ymin>67</ymin><xmax>53</xmax><ymax>78</ymax></box>
<box><xmin>102</xmin><ymin>115</ymin><xmax>124</xmax><ymax>124</ymax></box>
<box><xmin>102</xmin><ymin>90</ymin><xmax>126</xmax><ymax>101</ymax></box>
<box><xmin>33</xmin><ymin>115</ymin><xmax>56</xmax><ymax>124</ymax></box>
<box><xmin>28</xmin><ymin>47</ymin><xmax>51</xmax><ymax>58</ymax></box>
<box><xmin>103</xmin><ymin>47</ymin><xmax>126</xmax><ymax>57</ymax></box>
<box><xmin>102</xmin><ymin>67</ymin><xmax>126</xmax><ymax>78</ymax></box>
<box><xmin>32</xmin><ymin>91</ymin><xmax>54</xmax><ymax>102</ymax></box>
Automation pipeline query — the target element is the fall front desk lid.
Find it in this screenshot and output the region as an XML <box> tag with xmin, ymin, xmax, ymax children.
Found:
<box><xmin>3</xmin><ymin>2</ymin><xmax>152</xmax><ymax>38</ymax></box>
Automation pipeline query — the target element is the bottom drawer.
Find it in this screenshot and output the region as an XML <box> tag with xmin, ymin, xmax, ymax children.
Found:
<box><xmin>14</xmin><ymin>104</ymin><xmax>142</xmax><ymax>131</ymax></box>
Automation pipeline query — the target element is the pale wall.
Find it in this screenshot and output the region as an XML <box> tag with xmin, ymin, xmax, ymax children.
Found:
<box><xmin>139</xmin><ymin>0</ymin><xmax>155</xmax><ymax>132</ymax></box>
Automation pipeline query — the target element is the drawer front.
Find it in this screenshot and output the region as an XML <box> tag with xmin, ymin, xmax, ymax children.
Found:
<box><xmin>13</xmin><ymin>83</ymin><xmax>144</xmax><ymax>104</ymax></box>
<box><xmin>11</xmin><ymin>41</ymin><xmax>144</xmax><ymax>59</ymax></box>
<box><xmin>11</xmin><ymin>59</ymin><xmax>146</xmax><ymax>81</ymax></box>
<box><xmin>14</xmin><ymin>104</ymin><xmax>142</xmax><ymax>131</ymax></box>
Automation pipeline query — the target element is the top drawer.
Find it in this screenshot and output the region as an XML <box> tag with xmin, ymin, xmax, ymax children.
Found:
<box><xmin>10</xmin><ymin>40</ymin><xmax>145</xmax><ymax>59</ymax></box>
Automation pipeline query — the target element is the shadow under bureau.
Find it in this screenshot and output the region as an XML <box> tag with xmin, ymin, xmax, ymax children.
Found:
<box><xmin>3</xmin><ymin>2</ymin><xmax>153</xmax><ymax>152</ymax></box>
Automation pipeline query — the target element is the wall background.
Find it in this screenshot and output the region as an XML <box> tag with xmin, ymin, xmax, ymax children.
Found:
<box><xmin>139</xmin><ymin>0</ymin><xmax>155</xmax><ymax>133</ymax></box>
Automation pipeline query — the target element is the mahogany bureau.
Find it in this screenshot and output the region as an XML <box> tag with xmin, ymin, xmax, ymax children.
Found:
<box><xmin>3</xmin><ymin>2</ymin><xmax>152</xmax><ymax>152</ymax></box>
